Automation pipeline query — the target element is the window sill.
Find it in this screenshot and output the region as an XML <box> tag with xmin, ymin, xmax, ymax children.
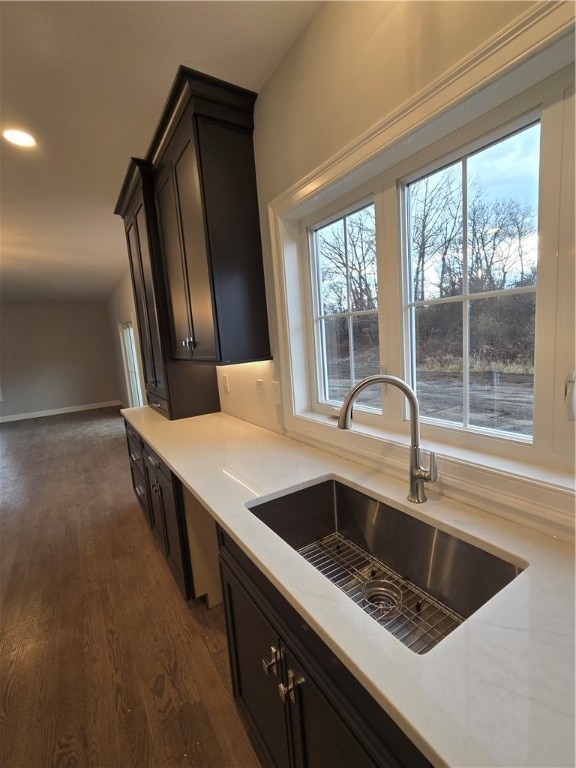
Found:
<box><xmin>284</xmin><ymin>410</ymin><xmax>575</xmax><ymax>542</ymax></box>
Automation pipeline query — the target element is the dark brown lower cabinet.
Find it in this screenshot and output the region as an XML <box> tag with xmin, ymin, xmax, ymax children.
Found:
<box><xmin>125</xmin><ymin>423</ymin><xmax>151</xmax><ymax>525</ymax></box>
<box><xmin>221</xmin><ymin>558</ymin><xmax>292</xmax><ymax>767</ymax></box>
<box><xmin>125</xmin><ymin>421</ymin><xmax>192</xmax><ymax>599</ymax></box>
<box><xmin>220</xmin><ymin>531</ymin><xmax>432</xmax><ymax>768</ymax></box>
<box><xmin>144</xmin><ymin>447</ymin><xmax>171</xmax><ymax>552</ymax></box>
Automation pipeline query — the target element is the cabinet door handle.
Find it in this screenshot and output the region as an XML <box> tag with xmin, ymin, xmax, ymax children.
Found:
<box><xmin>262</xmin><ymin>646</ymin><xmax>283</xmax><ymax>677</ymax></box>
<box><xmin>135</xmin><ymin>484</ymin><xmax>146</xmax><ymax>497</ymax></box>
<box><xmin>147</xmin><ymin>454</ymin><xmax>160</xmax><ymax>469</ymax></box>
<box><xmin>278</xmin><ymin>669</ymin><xmax>305</xmax><ymax>704</ymax></box>
<box><xmin>130</xmin><ymin>452</ymin><xmax>140</xmax><ymax>463</ymax></box>
<box><xmin>182</xmin><ymin>336</ymin><xmax>197</xmax><ymax>350</ymax></box>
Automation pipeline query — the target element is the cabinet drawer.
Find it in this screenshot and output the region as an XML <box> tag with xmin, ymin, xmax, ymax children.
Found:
<box><xmin>127</xmin><ymin>435</ymin><xmax>145</xmax><ymax>476</ymax></box>
<box><xmin>132</xmin><ymin>471</ymin><xmax>150</xmax><ymax>515</ymax></box>
<box><xmin>142</xmin><ymin>444</ymin><xmax>171</xmax><ymax>480</ymax></box>
<box><xmin>125</xmin><ymin>422</ymin><xmax>141</xmax><ymax>444</ymax></box>
<box><xmin>146</xmin><ymin>392</ymin><xmax>170</xmax><ymax>417</ymax></box>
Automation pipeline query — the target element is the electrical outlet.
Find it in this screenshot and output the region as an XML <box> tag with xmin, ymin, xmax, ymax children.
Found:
<box><xmin>222</xmin><ymin>373</ymin><xmax>230</xmax><ymax>395</ymax></box>
<box><xmin>256</xmin><ymin>379</ymin><xmax>264</xmax><ymax>397</ymax></box>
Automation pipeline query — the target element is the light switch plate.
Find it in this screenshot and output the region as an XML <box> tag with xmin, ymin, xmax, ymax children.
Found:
<box><xmin>272</xmin><ymin>380</ymin><xmax>281</xmax><ymax>405</ymax></box>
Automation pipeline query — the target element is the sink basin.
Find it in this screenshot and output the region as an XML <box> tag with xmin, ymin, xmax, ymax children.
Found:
<box><xmin>246</xmin><ymin>479</ymin><xmax>525</xmax><ymax>653</ymax></box>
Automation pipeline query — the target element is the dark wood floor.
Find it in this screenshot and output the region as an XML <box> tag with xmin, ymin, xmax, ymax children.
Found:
<box><xmin>0</xmin><ymin>407</ymin><xmax>260</xmax><ymax>768</ymax></box>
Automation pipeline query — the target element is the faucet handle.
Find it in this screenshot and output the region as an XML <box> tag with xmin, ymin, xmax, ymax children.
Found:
<box><xmin>427</xmin><ymin>451</ymin><xmax>437</xmax><ymax>483</ymax></box>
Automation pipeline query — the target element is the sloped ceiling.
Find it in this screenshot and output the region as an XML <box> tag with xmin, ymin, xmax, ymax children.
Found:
<box><xmin>0</xmin><ymin>1</ymin><xmax>321</xmax><ymax>301</ymax></box>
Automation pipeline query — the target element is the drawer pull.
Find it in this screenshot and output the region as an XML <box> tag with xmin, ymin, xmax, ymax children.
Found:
<box><xmin>278</xmin><ymin>669</ymin><xmax>305</xmax><ymax>704</ymax></box>
<box><xmin>147</xmin><ymin>454</ymin><xmax>161</xmax><ymax>469</ymax></box>
<box><xmin>262</xmin><ymin>646</ymin><xmax>283</xmax><ymax>677</ymax></box>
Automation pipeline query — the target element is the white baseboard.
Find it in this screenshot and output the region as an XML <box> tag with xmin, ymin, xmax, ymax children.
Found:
<box><xmin>0</xmin><ymin>400</ymin><xmax>122</xmax><ymax>423</ymax></box>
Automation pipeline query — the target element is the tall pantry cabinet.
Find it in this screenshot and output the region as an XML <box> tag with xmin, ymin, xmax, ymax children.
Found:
<box><xmin>115</xmin><ymin>66</ymin><xmax>270</xmax><ymax>419</ymax></box>
<box><xmin>115</xmin><ymin>159</ymin><xmax>169</xmax><ymax>411</ymax></box>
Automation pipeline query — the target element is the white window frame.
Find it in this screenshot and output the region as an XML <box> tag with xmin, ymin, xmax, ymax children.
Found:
<box><xmin>308</xmin><ymin>198</ymin><xmax>380</xmax><ymax>412</ymax></box>
<box><xmin>268</xmin><ymin>21</ymin><xmax>574</xmax><ymax>537</ymax></box>
<box><xmin>401</xmin><ymin>117</ymin><xmax>541</xmax><ymax>441</ymax></box>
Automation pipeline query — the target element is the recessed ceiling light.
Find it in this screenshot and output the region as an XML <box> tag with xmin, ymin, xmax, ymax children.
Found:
<box><xmin>3</xmin><ymin>129</ymin><xmax>36</xmax><ymax>147</ymax></box>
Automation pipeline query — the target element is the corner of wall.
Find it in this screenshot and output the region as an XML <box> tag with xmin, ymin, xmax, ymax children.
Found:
<box><xmin>216</xmin><ymin>360</ymin><xmax>284</xmax><ymax>434</ymax></box>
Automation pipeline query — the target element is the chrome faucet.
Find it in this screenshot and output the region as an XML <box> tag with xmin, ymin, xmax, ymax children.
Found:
<box><xmin>337</xmin><ymin>374</ymin><xmax>437</xmax><ymax>503</ymax></box>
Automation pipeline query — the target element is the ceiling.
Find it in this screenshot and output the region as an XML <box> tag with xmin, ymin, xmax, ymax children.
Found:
<box><xmin>0</xmin><ymin>1</ymin><xmax>321</xmax><ymax>302</ymax></box>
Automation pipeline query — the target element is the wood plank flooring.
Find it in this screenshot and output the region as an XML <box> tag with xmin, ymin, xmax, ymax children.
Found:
<box><xmin>0</xmin><ymin>407</ymin><xmax>260</xmax><ymax>768</ymax></box>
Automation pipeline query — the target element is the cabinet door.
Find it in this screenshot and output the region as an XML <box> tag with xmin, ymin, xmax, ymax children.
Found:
<box><xmin>221</xmin><ymin>561</ymin><xmax>291</xmax><ymax>768</ymax></box>
<box><xmin>135</xmin><ymin>203</ymin><xmax>166</xmax><ymax>398</ymax></box>
<box><xmin>172</xmin><ymin>124</ymin><xmax>217</xmax><ymax>361</ymax></box>
<box><xmin>126</xmin><ymin>217</ymin><xmax>156</xmax><ymax>390</ymax></box>
<box><xmin>155</xmin><ymin>110</ymin><xmax>217</xmax><ymax>362</ymax></box>
<box><xmin>143</xmin><ymin>447</ymin><xmax>167</xmax><ymax>552</ymax></box>
<box><xmin>147</xmin><ymin>468</ymin><xmax>167</xmax><ymax>554</ymax></box>
<box><xmin>155</xmin><ymin>166</ymin><xmax>193</xmax><ymax>360</ymax></box>
<box><xmin>283</xmin><ymin>647</ymin><xmax>389</xmax><ymax>768</ymax></box>
<box><xmin>131</xmin><ymin>468</ymin><xmax>151</xmax><ymax>524</ymax></box>
<box><xmin>156</xmin><ymin>469</ymin><xmax>191</xmax><ymax>599</ymax></box>
<box><xmin>195</xmin><ymin>116</ymin><xmax>269</xmax><ymax>363</ymax></box>
<box><xmin>127</xmin><ymin>445</ymin><xmax>151</xmax><ymax>526</ymax></box>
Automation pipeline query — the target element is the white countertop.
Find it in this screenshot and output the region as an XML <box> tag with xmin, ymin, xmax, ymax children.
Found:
<box><xmin>122</xmin><ymin>407</ymin><xmax>575</xmax><ymax>768</ymax></box>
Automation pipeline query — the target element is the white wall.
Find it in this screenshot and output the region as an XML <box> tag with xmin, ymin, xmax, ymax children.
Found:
<box><xmin>0</xmin><ymin>299</ymin><xmax>121</xmax><ymax>420</ymax></box>
<box><xmin>216</xmin><ymin>0</ymin><xmax>535</xmax><ymax>432</ymax></box>
<box><xmin>254</xmin><ymin>1</ymin><xmax>534</xmax><ymax>205</ymax></box>
<box><xmin>216</xmin><ymin>359</ymin><xmax>282</xmax><ymax>432</ymax></box>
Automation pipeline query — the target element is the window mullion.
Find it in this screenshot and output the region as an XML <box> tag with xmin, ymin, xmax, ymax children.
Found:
<box><xmin>344</xmin><ymin>214</ymin><xmax>356</xmax><ymax>386</ymax></box>
<box><xmin>348</xmin><ymin>316</ymin><xmax>355</xmax><ymax>385</ymax></box>
<box><xmin>462</xmin><ymin>157</ymin><xmax>470</xmax><ymax>429</ymax></box>
<box><xmin>311</xmin><ymin>230</ymin><xmax>327</xmax><ymax>404</ymax></box>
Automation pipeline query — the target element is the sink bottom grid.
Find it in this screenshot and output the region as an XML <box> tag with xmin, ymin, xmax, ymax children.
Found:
<box><xmin>297</xmin><ymin>531</ymin><xmax>464</xmax><ymax>654</ymax></box>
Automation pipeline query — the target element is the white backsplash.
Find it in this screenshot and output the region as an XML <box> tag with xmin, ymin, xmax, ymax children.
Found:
<box><xmin>217</xmin><ymin>360</ymin><xmax>284</xmax><ymax>433</ymax></box>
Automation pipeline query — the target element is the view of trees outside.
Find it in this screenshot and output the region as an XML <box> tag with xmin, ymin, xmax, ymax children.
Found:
<box><xmin>314</xmin><ymin>122</ymin><xmax>540</xmax><ymax>436</ymax></box>
<box><xmin>315</xmin><ymin>205</ymin><xmax>380</xmax><ymax>409</ymax></box>
<box><xmin>408</xmin><ymin>122</ymin><xmax>539</xmax><ymax>435</ymax></box>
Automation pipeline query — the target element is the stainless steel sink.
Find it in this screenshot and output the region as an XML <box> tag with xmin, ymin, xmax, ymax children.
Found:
<box><xmin>246</xmin><ymin>479</ymin><xmax>525</xmax><ymax>654</ymax></box>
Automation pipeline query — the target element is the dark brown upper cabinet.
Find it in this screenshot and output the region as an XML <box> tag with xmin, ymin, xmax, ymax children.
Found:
<box><xmin>149</xmin><ymin>67</ymin><xmax>271</xmax><ymax>364</ymax></box>
<box><xmin>115</xmin><ymin>67</ymin><xmax>271</xmax><ymax>419</ymax></box>
<box><xmin>115</xmin><ymin>158</ymin><xmax>220</xmax><ymax>420</ymax></box>
<box><xmin>115</xmin><ymin>159</ymin><xmax>167</xmax><ymax>401</ymax></box>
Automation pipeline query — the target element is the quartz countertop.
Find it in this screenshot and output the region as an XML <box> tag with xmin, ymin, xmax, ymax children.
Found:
<box><xmin>122</xmin><ymin>407</ymin><xmax>575</xmax><ymax>768</ymax></box>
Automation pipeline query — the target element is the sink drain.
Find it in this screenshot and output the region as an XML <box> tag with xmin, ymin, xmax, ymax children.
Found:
<box><xmin>362</xmin><ymin>580</ymin><xmax>402</xmax><ymax>617</ymax></box>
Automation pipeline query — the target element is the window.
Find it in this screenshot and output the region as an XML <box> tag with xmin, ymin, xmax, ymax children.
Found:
<box><xmin>271</xmin><ymin>58</ymin><xmax>574</xmax><ymax>526</ymax></box>
<box><xmin>311</xmin><ymin>203</ymin><xmax>380</xmax><ymax>409</ymax></box>
<box><xmin>405</xmin><ymin>123</ymin><xmax>540</xmax><ymax>438</ymax></box>
<box><xmin>308</xmin><ymin>122</ymin><xmax>542</xmax><ymax>441</ymax></box>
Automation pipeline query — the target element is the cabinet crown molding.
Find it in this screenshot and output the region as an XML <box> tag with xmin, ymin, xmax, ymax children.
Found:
<box><xmin>147</xmin><ymin>65</ymin><xmax>257</xmax><ymax>167</ymax></box>
<box><xmin>114</xmin><ymin>157</ymin><xmax>154</xmax><ymax>217</ymax></box>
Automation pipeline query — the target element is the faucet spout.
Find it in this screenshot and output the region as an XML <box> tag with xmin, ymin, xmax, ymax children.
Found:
<box><xmin>337</xmin><ymin>375</ymin><xmax>437</xmax><ymax>503</ymax></box>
